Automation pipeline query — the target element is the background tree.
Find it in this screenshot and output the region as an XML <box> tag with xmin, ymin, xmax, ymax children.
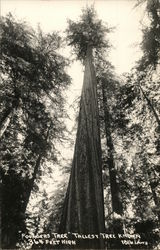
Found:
<box><xmin>0</xmin><ymin>14</ymin><xmax>71</xmax><ymax>249</ymax></box>
<box><xmin>95</xmin><ymin>62</ymin><xmax>124</xmax><ymax>234</ymax></box>
<box><xmin>95</xmin><ymin>4</ymin><xmax>160</xmax><ymax>240</ymax></box>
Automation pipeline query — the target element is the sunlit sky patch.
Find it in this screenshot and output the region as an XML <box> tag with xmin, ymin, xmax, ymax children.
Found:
<box><xmin>1</xmin><ymin>0</ymin><xmax>148</xmax><ymax>205</ymax></box>
<box><xmin>2</xmin><ymin>0</ymin><xmax>146</xmax><ymax>74</ymax></box>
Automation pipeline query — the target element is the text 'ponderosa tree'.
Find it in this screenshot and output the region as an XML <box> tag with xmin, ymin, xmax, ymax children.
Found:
<box><xmin>59</xmin><ymin>6</ymin><xmax>111</xmax><ymax>249</ymax></box>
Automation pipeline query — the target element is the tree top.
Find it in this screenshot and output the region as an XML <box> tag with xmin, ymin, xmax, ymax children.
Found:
<box><xmin>66</xmin><ymin>5</ymin><xmax>112</xmax><ymax>62</ymax></box>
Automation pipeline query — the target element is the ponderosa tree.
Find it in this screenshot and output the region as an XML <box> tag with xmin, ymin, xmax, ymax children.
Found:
<box><xmin>59</xmin><ymin>7</ymin><xmax>111</xmax><ymax>249</ymax></box>
<box><xmin>0</xmin><ymin>14</ymin><xmax>70</xmax><ymax>248</ymax></box>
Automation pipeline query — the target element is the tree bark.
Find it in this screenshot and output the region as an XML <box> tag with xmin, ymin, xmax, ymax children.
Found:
<box><xmin>101</xmin><ymin>80</ymin><xmax>123</xmax><ymax>237</ymax></box>
<box><xmin>59</xmin><ymin>47</ymin><xmax>105</xmax><ymax>249</ymax></box>
<box><xmin>101</xmin><ymin>80</ymin><xmax>123</xmax><ymax>216</ymax></box>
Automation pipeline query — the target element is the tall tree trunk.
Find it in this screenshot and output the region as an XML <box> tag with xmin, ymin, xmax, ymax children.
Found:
<box><xmin>59</xmin><ymin>47</ymin><xmax>105</xmax><ymax>249</ymax></box>
<box><xmin>101</xmin><ymin>80</ymin><xmax>123</xmax><ymax>234</ymax></box>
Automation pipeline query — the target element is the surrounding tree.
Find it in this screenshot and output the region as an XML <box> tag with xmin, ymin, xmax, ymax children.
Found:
<box><xmin>0</xmin><ymin>14</ymin><xmax>70</xmax><ymax>248</ymax></box>
<box><xmin>96</xmin><ymin>63</ymin><xmax>124</xmax><ymax>231</ymax></box>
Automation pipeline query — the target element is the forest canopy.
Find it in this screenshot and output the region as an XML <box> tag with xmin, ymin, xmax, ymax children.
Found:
<box><xmin>1</xmin><ymin>1</ymin><xmax>160</xmax><ymax>250</ymax></box>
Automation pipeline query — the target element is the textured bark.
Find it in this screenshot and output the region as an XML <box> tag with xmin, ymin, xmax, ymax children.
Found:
<box><xmin>101</xmin><ymin>81</ymin><xmax>123</xmax><ymax>218</ymax></box>
<box><xmin>59</xmin><ymin>47</ymin><xmax>105</xmax><ymax>249</ymax></box>
<box><xmin>101</xmin><ymin>81</ymin><xmax>124</xmax><ymax>240</ymax></box>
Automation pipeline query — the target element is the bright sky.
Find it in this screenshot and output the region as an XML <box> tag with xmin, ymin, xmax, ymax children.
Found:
<box><xmin>2</xmin><ymin>0</ymin><xmax>146</xmax><ymax>74</ymax></box>
<box><xmin>1</xmin><ymin>0</ymin><xmax>147</xmax><ymax>122</ymax></box>
<box><xmin>1</xmin><ymin>0</ymin><xmax>147</xmax><ymax>202</ymax></box>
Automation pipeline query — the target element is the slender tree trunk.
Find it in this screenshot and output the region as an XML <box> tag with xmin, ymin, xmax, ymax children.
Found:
<box><xmin>101</xmin><ymin>81</ymin><xmax>123</xmax><ymax>237</ymax></box>
<box><xmin>147</xmin><ymin>169</ymin><xmax>160</xmax><ymax>221</ymax></box>
<box><xmin>139</xmin><ymin>85</ymin><xmax>160</xmax><ymax>127</ymax></box>
<box><xmin>22</xmin><ymin>123</ymin><xmax>52</xmax><ymax>212</ymax></box>
<box><xmin>0</xmin><ymin>107</ymin><xmax>15</xmax><ymax>139</ymax></box>
<box><xmin>0</xmin><ymin>92</ymin><xmax>20</xmax><ymax>140</ymax></box>
<box><xmin>59</xmin><ymin>47</ymin><xmax>105</xmax><ymax>249</ymax></box>
<box><xmin>139</xmin><ymin>83</ymin><xmax>160</xmax><ymax>219</ymax></box>
<box><xmin>101</xmin><ymin>81</ymin><xmax>123</xmax><ymax>216</ymax></box>
<box><xmin>23</xmin><ymin>154</ymin><xmax>42</xmax><ymax>212</ymax></box>
<box><xmin>149</xmin><ymin>181</ymin><xmax>160</xmax><ymax>221</ymax></box>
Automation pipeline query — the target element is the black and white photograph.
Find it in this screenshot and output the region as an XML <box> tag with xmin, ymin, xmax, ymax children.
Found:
<box><xmin>0</xmin><ymin>0</ymin><xmax>160</xmax><ymax>249</ymax></box>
